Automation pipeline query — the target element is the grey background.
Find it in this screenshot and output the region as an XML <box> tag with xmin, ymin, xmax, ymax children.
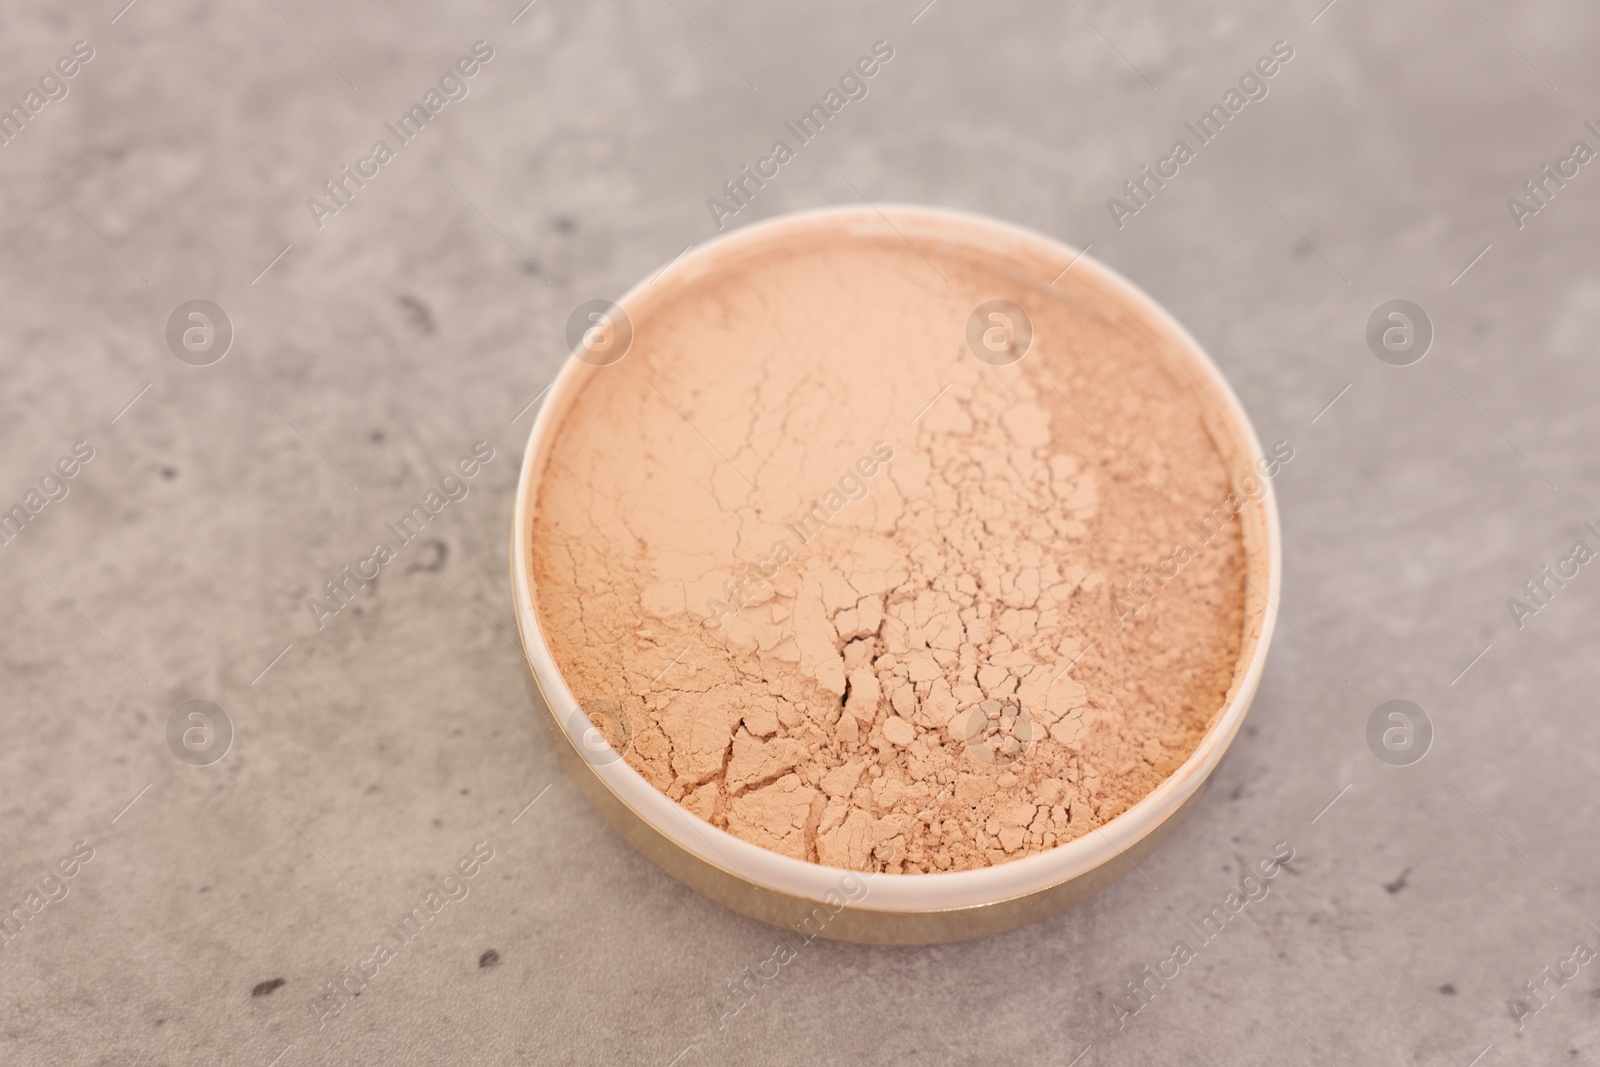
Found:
<box><xmin>1</xmin><ymin>0</ymin><xmax>1596</xmax><ymax>1063</ymax></box>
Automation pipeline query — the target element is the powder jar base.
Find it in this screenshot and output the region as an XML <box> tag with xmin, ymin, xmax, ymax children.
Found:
<box><xmin>510</xmin><ymin>205</ymin><xmax>1280</xmax><ymax>945</ymax></box>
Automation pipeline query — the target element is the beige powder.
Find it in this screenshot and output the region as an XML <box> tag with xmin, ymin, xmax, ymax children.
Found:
<box><xmin>531</xmin><ymin>226</ymin><xmax>1247</xmax><ymax>873</ymax></box>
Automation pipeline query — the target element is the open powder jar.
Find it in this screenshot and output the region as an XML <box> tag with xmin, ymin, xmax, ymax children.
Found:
<box><xmin>511</xmin><ymin>206</ymin><xmax>1280</xmax><ymax>944</ymax></box>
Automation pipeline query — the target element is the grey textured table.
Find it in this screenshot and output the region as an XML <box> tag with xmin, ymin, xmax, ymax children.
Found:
<box><xmin>3</xmin><ymin>0</ymin><xmax>1597</xmax><ymax>1064</ymax></box>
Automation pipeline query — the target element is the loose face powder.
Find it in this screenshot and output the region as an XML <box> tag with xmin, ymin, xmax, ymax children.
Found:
<box><xmin>530</xmin><ymin>220</ymin><xmax>1250</xmax><ymax>874</ymax></box>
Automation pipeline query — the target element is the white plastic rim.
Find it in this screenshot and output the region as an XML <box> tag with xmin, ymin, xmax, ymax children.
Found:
<box><xmin>512</xmin><ymin>204</ymin><xmax>1282</xmax><ymax>913</ymax></box>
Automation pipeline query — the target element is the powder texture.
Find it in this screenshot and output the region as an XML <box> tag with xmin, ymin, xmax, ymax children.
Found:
<box><xmin>531</xmin><ymin>229</ymin><xmax>1247</xmax><ymax>873</ymax></box>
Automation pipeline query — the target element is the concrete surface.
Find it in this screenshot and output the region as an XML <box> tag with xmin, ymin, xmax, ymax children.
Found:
<box><xmin>2</xmin><ymin>0</ymin><xmax>1598</xmax><ymax>1064</ymax></box>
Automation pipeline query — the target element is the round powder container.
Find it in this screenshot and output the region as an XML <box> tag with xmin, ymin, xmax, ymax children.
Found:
<box><xmin>511</xmin><ymin>205</ymin><xmax>1280</xmax><ymax>944</ymax></box>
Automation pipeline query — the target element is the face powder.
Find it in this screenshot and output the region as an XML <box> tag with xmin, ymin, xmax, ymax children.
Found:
<box><xmin>529</xmin><ymin>218</ymin><xmax>1251</xmax><ymax>875</ymax></box>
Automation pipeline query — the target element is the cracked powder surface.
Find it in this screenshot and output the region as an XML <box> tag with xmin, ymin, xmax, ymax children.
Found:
<box><xmin>530</xmin><ymin>229</ymin><xmax>1246</xmax><ymax>873</ymax></box>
